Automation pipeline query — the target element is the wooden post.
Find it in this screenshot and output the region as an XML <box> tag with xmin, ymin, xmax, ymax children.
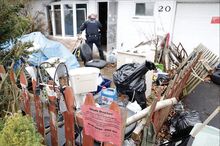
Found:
<box><xmin>63</xmin><ymin>86</ymin><xmax>75</xmax><ymax>146</ymax></box>
<box><xmin>141</xmin><ymin>99</ymin><xmax>158</xmax><ymax>146</ymax></box>
<box><xmin>9</xmin><ymin>69</ymin><xmax>16</xmax><ymax>86</ymax></box>
<box><xmin>0</xmin><ymin>65</ymin><xmax>7</xmax><ymax>89</ymax></box>
<box><xmin>0</xmin><ymin>65</ymin><xmax>6</xmax><ymax>75</ymax></box>
<box><xmin>47</xmin><ymin>81</ymin><xmax>59</xmax><ymax>146</ymax></box>
<box><xmin>32</xmin><ymin>79</ymin><xmax>45</xmax><ymax>140</ymax></box>
<box><xmin>20</xmin><ymin>70</ymin><xmax>31</xmax><ymax>115</ymax></box>
<box><xmin>82</xmin><ymin>93</ymin><xmax>95</xmax><ymax>146</ymax></box>
<box><xmin>104</xmin><ymin>102</ymin><xmax>127</xmax><ymax>146</ymax></box>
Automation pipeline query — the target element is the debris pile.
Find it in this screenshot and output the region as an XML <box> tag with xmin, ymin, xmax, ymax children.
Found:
<box><xmin>1</xmin><ymin>31</ymin><xmax>219</xmax><ymax>146</ymax></box>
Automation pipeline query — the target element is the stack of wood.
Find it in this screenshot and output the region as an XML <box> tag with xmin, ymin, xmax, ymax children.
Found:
<box><xmin>183</xmin><ymin>44</ymin><xmax>219</xmax><ymax>95</ymax></box>
<box><xmin>155</xmin><ymin>33</ymin><xmax>188</xmax><ymax>72</ymax></box>
<box><xmin>154</xmin><ymin>44</ymin><xmax>218</xmax><ymax>144</ymax></box>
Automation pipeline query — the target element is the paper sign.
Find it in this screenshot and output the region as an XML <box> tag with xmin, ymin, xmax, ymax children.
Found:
<box><xmin>82</xmin><ymin>105</ymin><xmax>122</xmax><ymax>146</ymax></box>
<box><xmin>211</xmin><ymin>16</ymin><xmax>220</xmax><ymax>24</ymax></box>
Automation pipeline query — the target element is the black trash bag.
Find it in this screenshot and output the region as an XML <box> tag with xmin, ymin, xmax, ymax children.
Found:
<box><xmin>173</xmin><ymin>101</ymin><xmax>185</xmax><ymax>114</ymax></box>
<box><xmin>171</xmin><ymin>110</ymin><xmax>201</xmax><ymax>131</ymax></box>
<box><xmin>113</xmin><ymin>61</ymin><xmax>156</xmax><ymax>109</ymax></box>
<box><xmin>170</xmin><ymin>110</ymin><xmax>201</xmax><ymax>142</ymax></box>
<box><xmin>156</xmin><ymin>73</ymin><xmax>170</xmax><ymax>85</ymax></box>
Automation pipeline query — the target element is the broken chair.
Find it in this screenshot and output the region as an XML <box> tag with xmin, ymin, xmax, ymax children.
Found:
<box><xmin>80</xmin><ymin>42</ymin><xmax>107</xmax><ymax>69</ymax></box>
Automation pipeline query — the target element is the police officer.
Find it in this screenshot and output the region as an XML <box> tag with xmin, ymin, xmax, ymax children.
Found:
<box><xmin>80</xmin><ymin>13</ymin><xmax>105</xmax><ymax>60</ymax></box>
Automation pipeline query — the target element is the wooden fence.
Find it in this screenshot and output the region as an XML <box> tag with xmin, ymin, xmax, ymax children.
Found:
<box><xmin>1</xmin><ymin>66</ymin><xmax>126</xmax><ymax>146</ymax></box>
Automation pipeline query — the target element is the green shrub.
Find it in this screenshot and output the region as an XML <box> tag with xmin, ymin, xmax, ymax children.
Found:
<box><xmin>0</xmin><ymin>118</ymin><xmax>5</xmax><ymax>132</ymax></box>
<box><xmin>0</xmin><ymin>113</ymin><xmax>44</xmax><ymax>146</ymax></box>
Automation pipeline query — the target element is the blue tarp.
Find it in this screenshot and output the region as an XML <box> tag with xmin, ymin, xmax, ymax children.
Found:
<box><xmin>19</xmin><ymin>32</ymin><xmax>79</xmax><ymax>70</ymax></box>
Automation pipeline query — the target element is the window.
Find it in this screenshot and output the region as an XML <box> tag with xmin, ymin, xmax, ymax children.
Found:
<box><xmin>49</xmin><ymin>2</ymin><xmax>87</xmax><ymax>37</ymax></box>
<box><xmin>135</xmin><ymin>2</ymin><xmax>154</xmax><ymax>16</ymax></box>
<box><xmin>76</xmin><ymin>4</ymin><xmax>87</xmax><ymax>34</ymax></box>
<box><xmin>64</xmin><ymin>4</ymin><xmax>73</xmax><ymax>36</ymax></box>
<box><xmin>54</xmin><ymin>5</ymin><xmax>62</xmax><ymax>35</ymax></box>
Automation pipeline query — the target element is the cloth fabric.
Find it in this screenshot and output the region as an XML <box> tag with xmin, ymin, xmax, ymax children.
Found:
<box><xmin>19</xmin><ymin>32</ymin><xmax>79</xmax><ymax>70</ymax></box>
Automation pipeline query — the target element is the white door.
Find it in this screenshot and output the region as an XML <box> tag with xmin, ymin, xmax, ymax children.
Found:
<box><xmin>172</xmin><ymin>3</ymin><xmax>220</xmax><ymax>56</ymax></box>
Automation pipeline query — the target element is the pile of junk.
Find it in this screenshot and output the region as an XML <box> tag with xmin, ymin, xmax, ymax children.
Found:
<box><xmin>3</xmin><ymin>31</ymin><xmax>220</xmax><ymax>146</ymax></box>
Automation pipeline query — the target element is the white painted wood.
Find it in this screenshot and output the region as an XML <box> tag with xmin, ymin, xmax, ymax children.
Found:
<box><xmin>51</xmin><ymin>5</ymin><xmax>56</xmax><ymax>36</ymax></box>
<box><xmin>61</xmin><ymin>4</ymin><xmax>65</xmax><ymax>37</ymax></box>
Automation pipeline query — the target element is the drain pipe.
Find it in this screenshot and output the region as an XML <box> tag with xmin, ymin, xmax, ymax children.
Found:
<box><xmin>126</xmin><ymin>97</ymin><xmax>178</xmax><ymax>126</ymax></box>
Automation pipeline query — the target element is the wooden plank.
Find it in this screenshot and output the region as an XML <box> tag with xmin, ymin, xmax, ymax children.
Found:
<box><xmin>187</xmin><ymin>72</ymin><xmax>211</xmax><ymax>94</ymax></box>
<box><xmin>63</xmin><ymin>86</ymin><xmax>75</xmax><ymax>146</ymax></box>
<box><xmin>186</xmin><ymin>64</ymin><xmax>208</xmax><ymax>90</ymax></box>
<box><xmin>131</xmin><ymin>98</ymin><xmax>161</xmax><ymax>143</ymax></box>
<box><xmin>104</xmin><ymin>102</ymin><xmax>127</xmax><ymax>146</ymax></box>
<box><xmin>177</xmin><ymin>51</ymin><xmax>197</xmax><ymax>72</ymax></box>
<box><xmin>202</xmin><ymin>61</ymin><xmax>212</xmax><ymax>72</ymax></box>
<box><xmin>154</xmin><ymin>52</ymin><xmax>202</xmax><ymax>133</ymax></box>
<box><xmin>164</xmin><ymin>74</ymin><xmax>178</xmax><ymax>98</ymax></box>
<box><xmin>9</xmin><ymin>69</ymin><xmax>16</xmax><ymax>86</ymax></box>
<box><xmin>186</xmin><ymin>66</ymin><xmax>205</xmax><ymax>90</ymax></box>
<box><xmin>141</xmin><ymin>99</ymin><xmax>158</xmax><ymax>146</ymax></box>
<box><xmin>32</xmin><ymin>79</ymin><xmax>45</xmax><ymax>143</ymax></box>
<box><xmin>202</xmin><ymin>49</ymin><xmax>211</xmax><ymax>59</ymax></box>
<box><xmin>186</xmin><ymin>62</ymin><xmax>203</xmax><ymax>85</ymax></box>
<box><xmin>186</xmin><ymin>64</ymin><xmax>204</xmax><ymax>87</ymax></box>
<box><xmin>210</xmin><ymin>57</ymin><xmax>219</xmax><ymax>67</ymax></box>
<box><xmin>47</xmin><ymin>80</ymin><xmax>59</xmax><ymax>146</ymax></box>
<box><xmin>185</xmin><ymin>49</ymin><xmax>218</xmax><ymax>94</ymax></box>
<box><xmin>0</xmin><ymin>65</ymin><xmax>6</xmax><ymax>86</ymax></box>
<box><xmin>82</xmin><ymin>93</ymin><xmax>95</xmax><ymax>146</ymax></box>
<box><xmin>131</xmin><ymin>119</ymin><xmax>146</xmax><ymax>143</ymax></box>
<box><xmin>20</xmin><ymin>70</ymin><xmax>31</xmax><ymax>115</ymax></box>
<box><xmin>76</xmin><ymin>111</ymin><xmax>84</xmax><ymax>128</ymax></box>
<box><xmin>208</xmin><ymin>55</ymin><xmax>218</xmax><ymax>67</ymax></box>
<box><xmin>0</xmin><ymin>65</ymin><xmax>6</xmax><ymax>75</ymax></box>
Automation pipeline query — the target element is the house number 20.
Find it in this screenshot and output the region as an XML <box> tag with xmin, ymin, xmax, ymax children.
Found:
<box><xmin>158</xmin><ymin>6</ymin><xmax>171</xmax><ymax>12</ymax></box>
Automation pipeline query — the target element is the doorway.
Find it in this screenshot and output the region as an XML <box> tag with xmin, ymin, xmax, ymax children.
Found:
<box><xmin>98</xmin><ymin>2</ymin><xmax>108</xmax><ymax>51</ymax></box>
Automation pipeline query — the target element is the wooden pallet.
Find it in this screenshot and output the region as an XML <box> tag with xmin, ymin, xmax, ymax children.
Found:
<box><xmin>153</xmin><ymin>50</ymin><xmax>202</xmax><ymax>133</ymax></box>
<box><xmin>184</xmin><ymin>44</ymin><xmax>219</xmax><ymax>95</ymax></box>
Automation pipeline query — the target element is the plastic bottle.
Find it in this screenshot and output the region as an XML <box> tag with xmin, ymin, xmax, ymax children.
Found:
<box><xmin>98</xmin><ymin>86</ymin><xmax>106</xmax><ymax>105</ymax></box>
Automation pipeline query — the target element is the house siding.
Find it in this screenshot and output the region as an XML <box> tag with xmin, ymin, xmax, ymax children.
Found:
<box><xmin>29</xmin><ymin>0</ymin><xmax>219</xmax><ymax>56</ymax></box>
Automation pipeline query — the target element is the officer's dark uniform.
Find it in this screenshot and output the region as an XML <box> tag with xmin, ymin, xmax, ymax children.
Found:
<box><xmin>80</xmin><ymin>19</ymin><xmax>105</xmax><ymax>60</ymax></box>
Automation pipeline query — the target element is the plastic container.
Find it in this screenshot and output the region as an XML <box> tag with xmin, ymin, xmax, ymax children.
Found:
<box><xmin>101</xmin><ymin>88</ymin><xmax>117</xmax><ymax>105</ymax></box>
<box><xmin>96</xmin><ymin>78</ymin><xmax>112</xmax><ymax>94</ymax></box>
<box><xmin>69</xmin><ymin>67</ymin><xmax>100</xmax><ymax>94</ymax></box>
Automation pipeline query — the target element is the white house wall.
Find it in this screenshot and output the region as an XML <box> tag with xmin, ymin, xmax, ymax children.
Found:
<box><xmin>117</xmin><ymin>1</ymin><xmax>155</xmax><ymax>50</ymax></box>
<box><xmin>117</xmin><ymin>0</ymin><xmax>219</xmax><ymax>57</ymax></box>
<box><xmin>155</xmin><ymin>0</ymin><xmax>176</xmax><ymax>36</ymax></box>
<box><xmin>172</xmin><ymin>3</ymin><xmax>220</xmax><ymax>56</ymax></box>
<box><xmin>116</xmin><ymin>0</ymin><xmax>176</xmax><ymax>50</ymax></box>
<box><xmin>29</xmin><ymin>0</ymin><xmax>52</xmax><ymax>15</ymax></box>
<box><xmin>29</xmin><ymin>0</ymin><xmax>53</xmax><ymax>35</ymax></box>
